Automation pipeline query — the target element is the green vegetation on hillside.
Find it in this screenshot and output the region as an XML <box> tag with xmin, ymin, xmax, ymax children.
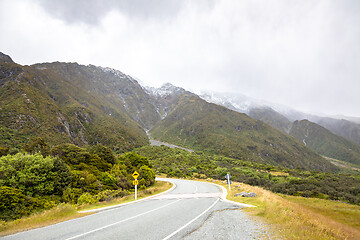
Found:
<box><xmin>249</xmin><ymin>107</ymin><xmax>292</xmax><ymax>133</ymax></box>
<box><xmin>150</xmin><ymin>95</ymin><xmax>337</xmax><ymax>172</ymax></box>
<box><xmin>318</xmin><ymin>118</ymin><xmax>360</xmax><ymax>145</ymax></box>
<box><xmin>136</xmin><ymin>145</ymin><xmax>360</xmax><ymax>205</ymax></box>
<box><xmin>0</xmin><ymin>60</ymin><xmax>149</xmax><ymax>152</ymax></box>
<box><xmin>290</xmin><ymin>120</ymin><xmax>360</xmax><ymax>166</ymax></box>
<box><xmin>0</xmin><ymin>140</ymin><xmax>155</xmax><ymax>221</ymax></box>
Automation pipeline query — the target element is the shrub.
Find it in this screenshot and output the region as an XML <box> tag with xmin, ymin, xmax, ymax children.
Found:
<box><xmin>77</xmin><ymin>192</ymin><xmax>97</xmax><ymax>205</ymax></box>
<box><xmin>0</xmin><ymin>153</ymin><xmax>71</xmax><ymax>196</ymax></box>
<box><xmin>0</xmin><ymin>186</ymin><xmax>55</xmax><ymax>221</ymax></box>
<box><xmin>0</xmin><ymin>186</ymin><xmax>27</xmax><ymax>221</ymax></box>
<box><xmin>0</xmin><ymin>147</ymin><xmax>9</xmax><ymax>157</ymax></box>
<box><xmin>139</xmin><ymin>165</ymin><xmax>155</xmax><ymax>187</ymax></box>
<box><xmin>62</xmin><ymin>188</ymin><xmax>83</xmax><ymax>204</ymax></box>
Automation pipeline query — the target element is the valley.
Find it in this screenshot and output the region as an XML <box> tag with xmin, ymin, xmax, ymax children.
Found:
<box><xmin>1</xmin><ymin>51</ymin><xmax>360</xmax><ymax>239</ymax></box>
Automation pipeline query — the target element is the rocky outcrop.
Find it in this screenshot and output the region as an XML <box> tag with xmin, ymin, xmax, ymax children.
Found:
<box><xmin>234</xmin><ymin>192</ymin><xmax>257</xmax><ymax>197</ymax></box>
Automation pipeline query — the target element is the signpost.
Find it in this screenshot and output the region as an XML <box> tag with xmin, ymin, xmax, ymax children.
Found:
<box><xmin>225</xmin><ymin>173</ymin><xmax>231</xmax><ymax>191</ymax></box>
<box><xmin>132</xmin><ymin>171</ymin><xmax>139</xmax><ymax>200</ymax></box>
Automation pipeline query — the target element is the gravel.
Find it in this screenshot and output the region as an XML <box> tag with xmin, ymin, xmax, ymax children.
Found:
<box><xmin>183</xmin><ymin>208</ymin><xmax>275</xmax><ymax>240</ymax></box>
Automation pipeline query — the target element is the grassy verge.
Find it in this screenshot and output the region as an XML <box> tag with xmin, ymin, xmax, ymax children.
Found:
<box><xmin>0</xmin><ymin>181</ymin><xmax>172</xmax><ymax>237</ymax></box>
<box><xmin>0</xmin><ymin>204</ymin><xmax>87</xmax><ymax>237</ymax></box>
<box><xmin>210</xmin><ymin>179</ymin><xmax>360</xmax><ymax>240</ymax></box>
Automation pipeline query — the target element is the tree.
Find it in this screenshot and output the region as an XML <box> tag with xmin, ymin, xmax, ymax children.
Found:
<box><xmin>89</xmin><ymin>144</ymin><xmax>116</xmax><ymax>165</ymax></box>
<box><xmin>119</xmin><ymin>152</ymin><xmax>152</xmax><ymax>172</ymax></box>
<box><xmin>139</xmin><ymin>165</ymin><xmax>155</xmax><ymax>187</ymax></box>
<box><xmin>51</xmin><ymin>143</ymin><xmax>112</xmax><ymax>172</ymax></box>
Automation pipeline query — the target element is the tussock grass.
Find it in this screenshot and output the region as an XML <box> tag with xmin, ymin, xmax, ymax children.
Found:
<box><xmin>0</xmin><ymin>181</ymin><xmax>172</xmax><ymax>237</ymax></box>
<box><xmin>215</xmin><ymin>180</ymin><xmax>360</xmax><ymax>240</ymax></box>
<box><xmin>269</xmin><ymin>171</ymin><xmax>289</xmax><ymax>176</ymax></box>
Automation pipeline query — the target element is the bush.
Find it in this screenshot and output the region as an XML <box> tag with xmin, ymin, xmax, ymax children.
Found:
<box><xmin>62</xmin><ymin>188</ymin><xmax>83</xmax><ymax>204</ymax></box>
<box><xmin>89</xmin><ymin>144</ymin><xmax>116</xmax><ymax>165</ymax></box>
<box><xmin>0</xmin><ymin>186</ymin><xmax>27</xmax><ymax>221</ymax></box>
<box><xmin>77</xmin><ymin>192</ymin><xmax>97</xmax><ymax>205</ymax></box>
<box><xmin>139</xmin><ymin>165</ymin><xmax>155</xmax><ymax>187</ymax></box>
<box><xmin>51</xmin><ymin>143</ymin><xmax>112</xmax><ymax>173</ymax></box>
<box><xmin>0</xmin><ymin>153</ymin><xmax>72</xmax><ymax>196</ymax></box>
<box><xmin>0</xmin><ymin>147</ymin><xmax>9</xmax><ymax>157</ymax></box>
<box><xmin>22</xmin><ymin>137</ymin><xmax>50</xmax><ymax>156</ymax></box>
<box><xmin>0</xmin><ymin>186</ymin><xmax>55</xmax><ymax>221</ymax></box>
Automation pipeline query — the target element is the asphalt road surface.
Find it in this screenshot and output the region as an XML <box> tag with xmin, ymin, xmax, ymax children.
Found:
<box><xmin>3</xmin><ymin>178</ymin><xmax>269</xmax><ymax>240</ymax></box>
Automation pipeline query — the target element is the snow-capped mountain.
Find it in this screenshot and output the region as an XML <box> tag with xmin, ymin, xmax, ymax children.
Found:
<box><xmin>199</xmin><ymin>91</ymin><xmax>302</xmax><ymax>117</ymax></box>
<box><xmin>145</xmin><ymin>83</ymin><xmax>187</xmax><ymax>97</ymax></box>
<box><xmin>145</xmin><ymin>83</ymin><xmax>195</xmax><ymax>120</ymax></box>
<box><xmin>199</xmin><ymin>90</ymin><xmax>360</xmax><ymax>145</ymax></box>
<box><xmin>200</xmin><ymin>91</ymin><xmax>269</xmax><ymax>114</ymax></box>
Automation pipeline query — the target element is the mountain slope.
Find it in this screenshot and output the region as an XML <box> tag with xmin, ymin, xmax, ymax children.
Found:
<box><xmin>145</xmin><ymin>83</ymin><xmax>196</xmax><ymax>120</ymax></box>
<box><xmin>200</xmin><ymin>91</ymin><xmax>360</xmax><ymax>146</ymax></box>
<box><xmin>248</xmin><ymin>107</ymin><xmax>292</xmax><ymax>133</ymax></box>
<box><xmin>316</xmin><ymin>118</ymin><xmax>360</xmax><ymax>146</ymax></box>
<box><xmin>150</xmin><ymin>94</ymin><xmax>337</xmax><ymax>172</ymax></box>
<box><xmin>290</xmin><ymin>120</ymin><xmax>360</xmax><ymax>166</ymax></box>
<box><xmin>32</xmin><ymin>62</ymin><xmax>161</xmax><ymax>130</ymax></box>
<box><xmin>0</xmin><ymin>55</ymin><xmax>149</xmax><ymax>151</ymax></box>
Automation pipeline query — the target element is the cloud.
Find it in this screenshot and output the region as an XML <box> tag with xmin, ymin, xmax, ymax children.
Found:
<box><xmin>1</xmin><ymin>0</ymin><xmax>360</xmax><ymax>117</ymax></box>
<box><xmin>35</xmin><ymin>0</ymin><xmax>185</xmax><ymax>25</ymax></box>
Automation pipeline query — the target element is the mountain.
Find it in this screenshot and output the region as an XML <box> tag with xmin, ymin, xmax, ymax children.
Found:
<box><xmin>33</xmin><ymin>62</ymin><xmax>161</xmax><ymax>130</ymax></box>
<box><xmin>0</xmin><ymin>53</ymin><xmax>340</xmax><ymax>172</ymax></box>
<box><xmin>289</xmin><ymin>120</ymin><xmax>360</xmax><ymax>166</ymax></box>
<box><xmin>0</xmin><ymin>55</ymin><xmax>150</xmax><ymax>151</ymax></box>
<box><xmin>316</xmin><ymin>118</ymin><xmax>360</xmax><ymax>146</ymax></box>
<box><xmin>0</xmin><ymin>52</ymin><xmax>14</xmax><ymax>63</ymax></box>
<box><xmin>149</xmin><ymin>93</ymin><xmax>337</xmax><ymax>172</ymax></box>
<box><xmin>248</xmin><ymin>107</ymin><xmax>292</xmax><ymax>133</ymax></box>
<box><xmin>201</xmin><ymin>91</ymin><xmax>360</xmax><ymax>166</ymax></box>
<box><xmin>199</xmin><ymin>91</ymin><xmax>263</xmax><ymax>113</ymax></box>
<box><xmin>145</xmin><ymin>83</ymin><xmax>196</xmax><ymax>120</ymax></box>
<box><xmin>200</xmin><ymin>91</ymin><xmax>360</xmax><ymax>146</ymax></box>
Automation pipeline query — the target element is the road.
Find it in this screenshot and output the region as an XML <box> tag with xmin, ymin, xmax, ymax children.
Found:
<box><xmin>3</xmin><ymin>178</ymin><xmax>256</xmax><ymax>240</ymax></box>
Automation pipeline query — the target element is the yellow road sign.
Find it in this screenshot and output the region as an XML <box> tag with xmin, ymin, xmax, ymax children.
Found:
<box><xmin>132</xmin><ymin>180</ymin><xmax>139</xmax><ymax>185</ymax></box>
<box><xmin>132</xmin><ymin>171</ymin><xmax>139</xmax><ymax>179</ymax></box>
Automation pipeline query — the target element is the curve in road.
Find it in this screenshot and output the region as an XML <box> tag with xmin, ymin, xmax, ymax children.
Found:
<box><xmin>3</xmin><ymin>178</ymin><xmax>257</xmax><ymax>240</ymax></box>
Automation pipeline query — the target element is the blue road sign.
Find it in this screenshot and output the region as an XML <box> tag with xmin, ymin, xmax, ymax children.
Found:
<box><xmin>225</xmin><ymin>173</ymin><xmax>231</xmax><ymax>180</ymax></box>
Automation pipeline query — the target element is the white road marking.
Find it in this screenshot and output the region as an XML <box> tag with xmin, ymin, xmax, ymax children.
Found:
<box><xmin>64</xmin><ymin>199</ymin><xmax>181</xmax><ymax>240</ymax></box>
<box><xmin>154</xmin><ymin>192</ymin><xmax>221</xmax><ymax>199</ymax></box>
<box><xmin>162</xmin><ymin>198</ymin><xmax>219</xmax><ymax>240</ymax></box>
<box><xmin>194</xmin><ymin>184</ymin><xmax>198</xmax><ymax>193</ymax></box>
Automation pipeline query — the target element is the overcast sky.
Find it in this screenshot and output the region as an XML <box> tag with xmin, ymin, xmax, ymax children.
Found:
<box><xmin>1</xmin><ymin>0</ymin><xmax>359</xmax><ymax>117</ymax></box>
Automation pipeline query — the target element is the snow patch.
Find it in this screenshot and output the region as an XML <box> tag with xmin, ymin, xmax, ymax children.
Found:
<box><xmin>89</xmin><ymin>65</ymin><xmax>138</xmax><ymax>84</ymax></box>
<box><xmin>145</xmin><ymin>83</ymin><xmax>185</xmax><ymax>97</ymax></box>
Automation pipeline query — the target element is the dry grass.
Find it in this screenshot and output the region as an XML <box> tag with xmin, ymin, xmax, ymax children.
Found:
<box><xmin>214</xmin><ymin>180</ymin><xmax>360</xmax><ymax>240</ymax></box>
<box><xmin>0</xmin><ymin>181</ymin><xmax>173</xmax><ymax>237</ymax></box>
<box><xmin>269</xmin><ymin>171</ymin><xmax>289</xmax><ymax>176</ymax></box>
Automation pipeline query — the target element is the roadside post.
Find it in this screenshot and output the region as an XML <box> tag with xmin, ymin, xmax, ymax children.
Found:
<box><xmin>225</xmin><ymin>173</ymin><xmax>231</xmax><ymax>191</ymax></box>
<box><xmin>132</xmin><ymin>171</ymin><xmax>139</xmax><ymax>200</ymax></box>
